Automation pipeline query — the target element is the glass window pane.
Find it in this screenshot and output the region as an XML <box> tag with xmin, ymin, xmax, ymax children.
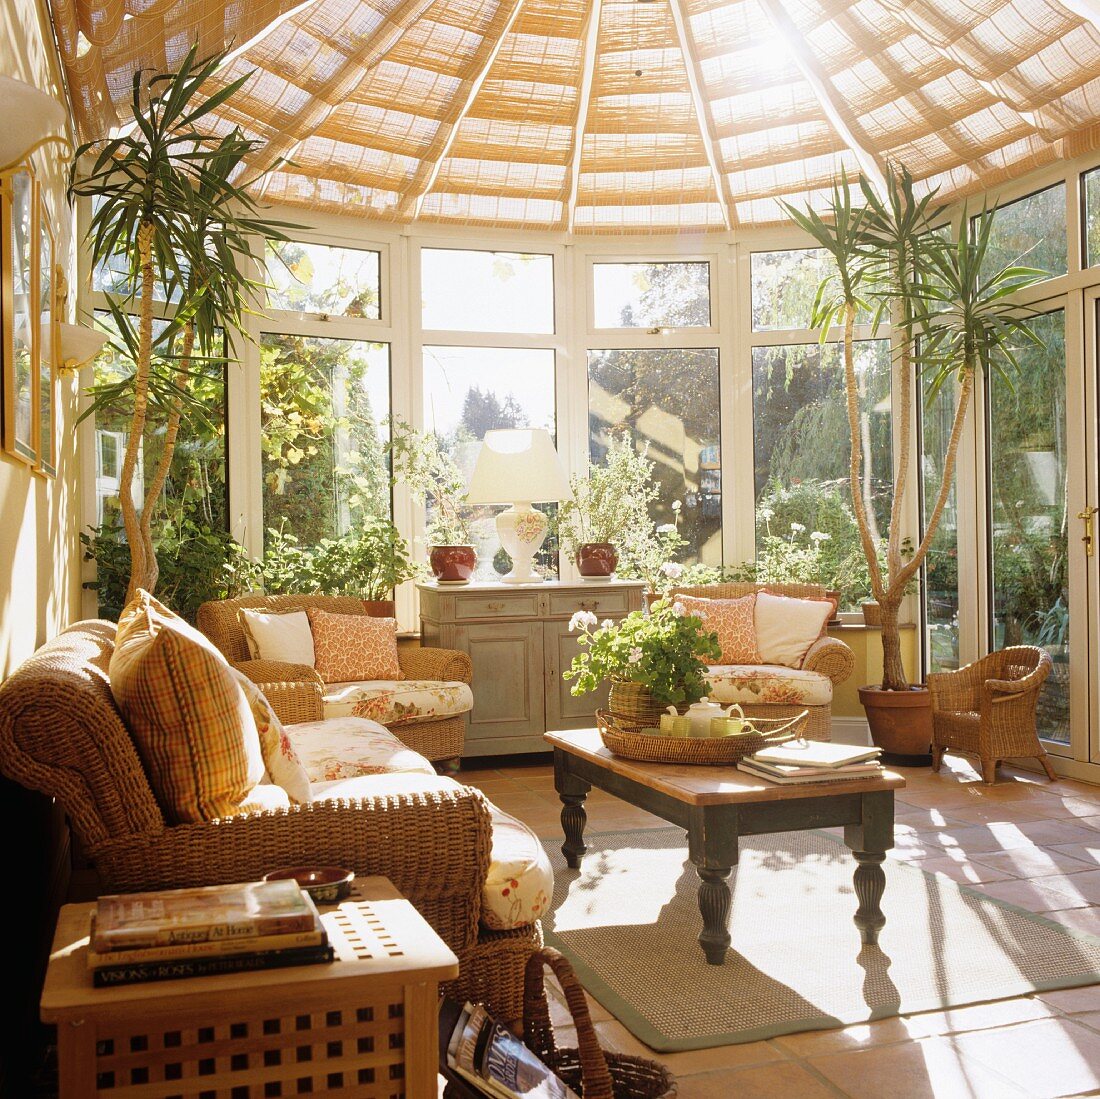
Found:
<box><xmin>592</xmin><ymin>262</ymin><xmax>710</xmax><ymax>328</ymax></box>
<box><xmin>93</xmin><ymin>312</ymin><xmax>227</xmax><ymax>532</ymax></box>
<box><xmin>588</xmin><ymin>348</ymin><xmax>721</xmax><ymax>565</ymax></box>
<box><xmin>988</xmin><ymin>309</ymin><xmax>1069</xmax><ymax>745</ymax></box>
<box><xmin>1083</xmin><ymin>165</ymin><xmax>1100</xmax><ymax>268</ymax></box>
<box><xmin>421</xmin><ymin>249</ymin><xmax>554</xmax><ymax>333</ymax></box>
<box><xmin>979</xmin><ymin>184</ymin><xmax>1067</xmax><ymax>282</ymax></box>
<box><xmin>751</xmin><ymin>249</ymin><xmax>836</xmax><ymax>331</ymax></box>
<box><xmin>422</xmin><ymin>345</ymin><xmax>558</xmax><ymax>579</ymax></box>
<box><xmin>261</xmin><ymin>335</ymin><xmax>391</xmax><ymax>547</ymax></box>
<box><xmin>90</xmin><ymin>199</ymin><xmax>183</xmax><ymax>302</ymax></box>
<box><xmin>920</xmin><ymin>373</ymin><xmax>960</xmax><ymax>672</ymax></box>
<box><xmin>751</xmin><ymin>340</ymin><xmax>892</xmax><ymax>610</ymax></box>
<box><xmin>266</xmin><ymin>241</ymin><xmax>381</xmax><ymax>318</ymax></box>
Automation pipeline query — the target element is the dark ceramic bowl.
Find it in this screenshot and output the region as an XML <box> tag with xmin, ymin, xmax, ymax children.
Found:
<box><xmin>264</xmin><ymin>865</ymin><xmax>355</xmax><ymax>904</ymax></box>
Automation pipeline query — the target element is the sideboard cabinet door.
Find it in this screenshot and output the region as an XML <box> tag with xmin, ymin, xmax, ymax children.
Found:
<box><xmin>544</xmin><ymin>619</ymin><xmax>613</xmax><ymax>730</ymax></box>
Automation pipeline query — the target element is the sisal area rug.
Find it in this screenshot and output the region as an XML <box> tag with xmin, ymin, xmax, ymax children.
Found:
<box><xmin>542</xmin><ymin>827</ymin><xmax>1100</xmax><ymax>1051</ymax></box>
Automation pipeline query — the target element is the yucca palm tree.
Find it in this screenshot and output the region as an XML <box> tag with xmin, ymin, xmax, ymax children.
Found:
<box><xmin>71</xmin><ymin>47</ymin><xmax>295</xmax><ymax>599</ymax></box>
<box><xmin>783</xmin><ymin>167</ymin><xmax>1045</xmax><ymax>691</ymax></box>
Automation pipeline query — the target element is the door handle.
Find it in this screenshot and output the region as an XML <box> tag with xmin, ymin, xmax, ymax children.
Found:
<box><xmin>1079</xmin><ymin>506</ymin><xmax>1097</xmax><ymax>557</ymax></box>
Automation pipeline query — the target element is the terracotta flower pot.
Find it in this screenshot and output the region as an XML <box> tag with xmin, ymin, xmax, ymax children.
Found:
<box><xmin>429</xmin><ymin>545</ymin><xmax>477</xmax><ymax>583</ymax></box>
<box><xmin>361</xmin><ymin>599</ymin><xmax>396</xmax><ymax>618</ymax></box>
<box><xmin>858</xmin><ymin>684</ymin><xmax>933</xmax><ymax>766</ymax></box>
<box><xmin>576</xmin><ymin>542</ymin><xmax>618</xmax><ymax>578</ymax></box>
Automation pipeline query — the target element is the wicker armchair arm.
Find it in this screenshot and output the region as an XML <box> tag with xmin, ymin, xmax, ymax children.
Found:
<box><xmin>399</xmin><ymin>646</ymin><xmax>473</xmax><ymax>684</ymax></box>
<box><xmin>986</xmin><ymin>663</ymin><xmax>1050</xmax><ymax>697</ymax></box>
<box><xmin>94</xmin><ymin>781</ymin><xmax>493</xmax><ymax>954</ymax></box>
<box><xmin>801</xmin><ymin>636</ymin><xmax>854</xmax><ymax>685</ymax></box>
<box><xmin>234</xmin><ymin>659</ymin><xmax>324</xmax><ymax>687</ymax></box>
<box><xmin>260</xmin><ymin>680</ymin><xmax>324</xmax><ymax>724</ymax></box>
<box><xmin>928</xmin><ymin>666</ymin><xmax>982</xmax><ymax>712</ymax></box>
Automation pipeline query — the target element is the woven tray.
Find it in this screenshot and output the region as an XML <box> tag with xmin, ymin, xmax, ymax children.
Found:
<box><xmin>596</xmin><ymin>709</ymin><xmax>810</xmax><ymax>766</ymax></box>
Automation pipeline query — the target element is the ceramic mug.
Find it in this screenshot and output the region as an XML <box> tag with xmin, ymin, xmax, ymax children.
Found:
<box><xmin>660</xmin><ymin>714</ymin><xmax>691</xmax><ymax>738</ymax></box>
<box><xmin>710</xmin><ymin>716</ymin><xmax>746</xmax><ymax>738</ymax></box>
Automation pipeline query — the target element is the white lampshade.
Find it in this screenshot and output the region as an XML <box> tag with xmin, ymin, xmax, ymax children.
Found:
<box><xmin>53</xmin><ymin>323</ymin><xmax>109</xmax><ymax>374</ymax></box>
<box><xmin>467</xmin><ymin>428</ymin><xmax>570</xmax><ymax>504</ymax></box>
<box><xmin>0</xmin><ymin>77</ymin><xmax>67</xmax><ymax>169</ymax></box>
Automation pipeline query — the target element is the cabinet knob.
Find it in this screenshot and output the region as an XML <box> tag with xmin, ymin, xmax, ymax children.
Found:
<box><xmin>579</xmin><ymin>600</ymin><xmax>600</xmax><ymax>612</ymax></box>
<box><xmin>487</xmin><ymin>601</ymin><xmax>506</xmax><ymax>610</ymax></box>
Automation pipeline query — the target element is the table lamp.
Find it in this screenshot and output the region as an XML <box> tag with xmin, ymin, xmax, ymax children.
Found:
<box><xmin>467</xmin><ymin>428</ymin><xmax>570</xmax><ymax>584</ymax></box>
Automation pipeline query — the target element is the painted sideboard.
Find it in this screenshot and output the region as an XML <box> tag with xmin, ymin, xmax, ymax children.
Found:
<box><xmin>417</xmin><ymin>580</ymin><xmax>646</xmax><ymax>756</ymax></box>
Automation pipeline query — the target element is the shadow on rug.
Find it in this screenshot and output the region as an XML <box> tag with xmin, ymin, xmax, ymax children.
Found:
<box><xmin>542</xmin><ymin>828</ymin><xmax>1100</xmax><ymax>1051</ymax></box>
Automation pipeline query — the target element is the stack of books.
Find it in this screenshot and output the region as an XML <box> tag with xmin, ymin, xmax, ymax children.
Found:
<box><xmin>87</xmin><ymin>879</ymin><xmax>334</xmax><ymax>987</ymax></box>
<box><xmin>737</xmin><ymin>741</ymin><xmax>884</xmax><ymax>785</ymax></box>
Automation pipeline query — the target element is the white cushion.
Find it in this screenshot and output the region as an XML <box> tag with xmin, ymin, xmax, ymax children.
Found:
<box><xmin>706</xmin><ymin>665</ymin><xmax>833</xmax><ymax>707</ymax></box>
<box><xmin>286</xmin><ymin>716</ymin><xmax>436</xmax><ymax>782</ymax></box>
<box><xmin>239</xmin><ymin>608</ymin><xmax>316</xmax><ymax>666</ymax></box>
<box><xmin>322</xmin><ymin>680</ymin><xmax>474</xmax><ymax>726</ymax></box>
<box><xmin>754</xmin><ymin>591</ymin><xmax>832</xmax><ymax>668</ymax></box>
<box><xmin>310</xmin><ymin>772</ymin><xmax>461</xmax><ymax>801</ymax></box>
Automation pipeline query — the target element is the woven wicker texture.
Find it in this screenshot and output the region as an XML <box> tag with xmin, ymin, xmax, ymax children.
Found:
<box><xmin>929</xmin><ymin>645</ymin><xmax>1058</xmax><ymax>784</ymax></box>
<box><xmin>53</xmin><ymin>0</ymin><xmax>1100</xmax><ymax>232</ymax></box>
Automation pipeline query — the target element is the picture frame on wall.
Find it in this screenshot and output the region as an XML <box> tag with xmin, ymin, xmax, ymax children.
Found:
<box><xmin>36</xmin><ymin>190</ymin><xmax>57</xmax><ymax>477</ymax></box>
<box><xmin>1</xmin><ymin>168</ymin><xmax>39</xmax><ymax>465</ymax></box>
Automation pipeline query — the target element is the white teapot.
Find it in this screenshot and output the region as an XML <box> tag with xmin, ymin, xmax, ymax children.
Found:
<box><xmin>669</xmin><ymin>698</ymin><xmax>745</xmax><ymax>738</ymax></box>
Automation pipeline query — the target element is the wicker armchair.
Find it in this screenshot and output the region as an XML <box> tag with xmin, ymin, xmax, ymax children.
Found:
<box><xmin>196</xmin><ymin>594</ymin><xmax>472</xmax><ymax>763</ymax></box>
<box><xmin>0</xmin><ymin>622</ymin><xmax>538</xmax><ymax>1021</ymax></box>
<box><xmin>667</xmin><ymin>582</ymin><xmax>854</xmax><ymax>741</ymax></box>
<box><xmin>928</xmin><ymin>646</ymin><xmax>1057</xmax><ymax>784</ymax></box>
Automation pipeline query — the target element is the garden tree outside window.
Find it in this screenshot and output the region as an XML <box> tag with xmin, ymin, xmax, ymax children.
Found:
<box><xmin>592</xmin><ymin>262</ymin><xmax>710</xmax><ymax>329</ymax></box>
<box><xmin>979</xmin><ymin>183</ymin><xmax>1068</xmax><ymax>282</ymax></box>
<box><xmin>266</xmin><ymin>241</ymin><xmax>381</xmax><ymax>319</ymax></box>
<box><xmin>260</xmin><ymin>335</ymin><xmax>391</xmax><ymax>549</ymax></box>
<box><xmin>1083</xmin><ymin>167</ymin><xmax>1100</xmax><ymax>267</ymax></box>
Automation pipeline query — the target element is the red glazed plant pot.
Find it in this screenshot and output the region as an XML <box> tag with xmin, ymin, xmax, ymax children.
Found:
<box><xmin>576</xmin><ymin>542</ymin><xmax>619</xmax><ymax>578</ymax></box>
<box><xmin>361</xmin><ymin>599</ymin><xmax>396</xmax><ymax>618</ymax></box>
<box><xmin>429</xmin><ymin>545</ymin><xmax>477</xmax><ymax>583</ymax></box>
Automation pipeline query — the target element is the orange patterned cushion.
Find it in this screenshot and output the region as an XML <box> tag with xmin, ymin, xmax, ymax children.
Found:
<box><xmin>306</xmin><ymin>608</ymin><xmax>403</xmax><ymax>684</ymax></box>
<box><xmin>676</xmin><ymin>593</ymin><xmax>761</xmax><ymax>665</ymax></box>
<box><xmin>110</xmin><ymin>590</ymin><xmax>266</xmax><ymax>824</ymax></box>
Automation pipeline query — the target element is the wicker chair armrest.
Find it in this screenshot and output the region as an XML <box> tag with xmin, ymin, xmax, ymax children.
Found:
<box><xmin>399</xmin><ymin>646</ymin><xmax>473</xmax><ymax>684</ymax></box>
<box><xmin>94</xmin><ymin>783</ymin><xmax>493</xmax><ymax>953</ymax></box>
<box><xmin>260</xmin><ymin>680</ymin><xmax>324</xmax><ymax>724</ymax></box>
<box><xmin>986</xmin><ymin>659</ymin><xmax>1051</xmax><ymax>698</ymax></box>
<box><xmin>927</xmin><ymin>665</ymin><xmax>982</xmax><ymax>712</ymax></box>
<box><xmin>800</xmin><ymin>636</ymin><xmax>854</xmax><ymax>685</ymax></box>
<box><xmin>234</xmin><ymin>659</ymin><xmax>324</xmax><ymax>687</ymax></box>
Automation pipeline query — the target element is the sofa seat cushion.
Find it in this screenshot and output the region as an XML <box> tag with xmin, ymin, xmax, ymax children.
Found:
<box><xmin>705</xmin><ymin>665</ymin><xmax>833</xmax><ymax>707</ymax></box>
<box><xmin>309</xmin><ymin>774</ymin><xmax>553</xmax><ymax>932</ymax></box>
<box><xmin>286</xmin><ymin>716</ymin><xmax>436</xmax><ymax>783</ymax></box>
<box><xmin>322</xmin><ymin>680</ymin><xmax>474</xmax><ymax>726</ymax></box>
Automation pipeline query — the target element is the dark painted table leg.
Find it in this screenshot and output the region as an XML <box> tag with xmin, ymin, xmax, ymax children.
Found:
<box><xmin>687</xmin><ymin>805</ymin><xmax>740</xmax><ymax>965</ymax></box>
<box><xmin>554</xmin><ymin>749</ymin><xmax>591</xmax><ymax>869</ymax></box>
<box><xmin>843</xmin><ymin>790</ymin><xmax>894</xmax><ymax>946</ymax></box>
<box><xmin>696</xmin><ymin>867</ymin><xmax>733</xmax><ymax>963</ymax></box>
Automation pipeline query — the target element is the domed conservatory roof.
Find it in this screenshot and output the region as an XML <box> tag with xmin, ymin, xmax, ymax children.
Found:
<box><xmin>53</xmin><ymin>0</ymin><xmax>1100</xmax><ymax>233</ymax></box>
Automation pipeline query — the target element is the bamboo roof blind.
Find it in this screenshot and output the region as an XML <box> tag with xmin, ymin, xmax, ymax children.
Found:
<box><xmin>51</xmin><ymin>0</ymin><xmax>1100</xmax><ymax>232</ymax></box>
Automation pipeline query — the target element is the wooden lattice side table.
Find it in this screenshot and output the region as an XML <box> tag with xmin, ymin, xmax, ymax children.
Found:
<box><xmin>41</xmin><ymin>876</ymin><xmax>459</xmax><ymax>1099</ymax></box>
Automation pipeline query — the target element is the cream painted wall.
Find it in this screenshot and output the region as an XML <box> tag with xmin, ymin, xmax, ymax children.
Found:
<box><xmin>0</xmin><ymin>0</ymin><xmax>80</xmax><ymax>676</ymax></box>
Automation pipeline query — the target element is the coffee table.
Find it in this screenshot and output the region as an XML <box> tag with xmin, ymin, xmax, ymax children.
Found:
<box><xmin>545</xmin><ymin>728</ymin><xmax>906</xmax><ymax>965</ymax></box>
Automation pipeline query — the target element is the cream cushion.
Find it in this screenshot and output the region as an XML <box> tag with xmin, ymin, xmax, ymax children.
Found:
<box><xmin>309</xmin><ymin>772</ymin><xmax>553</xmax><ymax>931</ymax></box>
<box><xmin>706</xmin><ymin>665</ymin><xmax>833</xmax><ymax>707</ymax></box>
<box><xmin>322</xmin><ymin>680</ymin><xmax>474</xmax><ymax>725</ymax></box>
<box><xmin>754</xmin><ymin>591</ymin><xmax>832</xmax><ymax>668</ymax></box>
<box><xmin>233</xmin><ymin>671</ymin><xmax>313</xmax><ymax>804</ymax></box>
<box><xmin>110</xmin><ymin>590</ymin><xmax>266</xmax><ymax>824</ymax></box>
<box><xmin>285</xmin><ymin>715</ymin><xmax>437</xmax><ymax>783</ymax></box>
<box><xmin>239</xmin><ymin>608</ymin><xmax>316</xmax><ymax>666</ymax></box>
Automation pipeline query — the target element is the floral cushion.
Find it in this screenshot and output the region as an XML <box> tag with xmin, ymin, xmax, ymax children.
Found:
<box><xmin>676</xmin><ymin>593</ymin><xmax>760</xmax><ymax>664</ymax></box>
<box><xmin>284</xmin><ymin>716</ymin><xmax>437</xmax><ymax>782</ymax></box>
<box><xmin>705</xmin><ymin>665</ymin><xmax>833</xmax><ymax>707</ymax></box>
<box><xmin>233</xmin><ymin>670</ymin><xmax>313</xmax><ymax>804</ymax></box>
<box><xmin>322</xmin><ymin>680</ymin><xmax>474</xmax><ymax>726</ymax></box>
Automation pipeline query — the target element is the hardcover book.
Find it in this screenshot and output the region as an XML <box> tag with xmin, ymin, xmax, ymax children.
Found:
<box><xmin>93</xmin><ymin>880</ymin><xmax>318</xmax><ymax>952</ymax></box>
<box><xmin>752</xmin><ymin>742</ymin><xmax>882</xmax><ymax>769</ymax></box>
<box><xmin>737</xmin><ymin>759</ymin><xmax>885</xmax><ymax>785</ymax></box>
<box><xmin>91</xmin><ymin>942</ymin><xmax>335</xmax><ymax>987</ymax></box>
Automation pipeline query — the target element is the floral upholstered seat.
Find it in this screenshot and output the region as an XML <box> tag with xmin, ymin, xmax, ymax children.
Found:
<box><xmin>321</xmin><ymin>679</ymin><xmax>474</xmax><ymax>726</ymax></box>
<box><xmin>705</xmin><ymin>665</ymin><xmax>833</xmax><ymax>707</ymax></box>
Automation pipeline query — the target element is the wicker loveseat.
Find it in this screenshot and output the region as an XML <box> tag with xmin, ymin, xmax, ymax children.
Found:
<box><xmin>197</xmin><ymin>594</ymin><xmax>472</xmax><ymax>764</ymax></box>
<box><xmin>0</xmin><ymin>622</ymin><xmax>539</xmax><ymax>1021</ymax></box>
<box><xmin>666</xmin><ymin>582</ymin><xmax>854</xmax><ymax>741</ymax></box>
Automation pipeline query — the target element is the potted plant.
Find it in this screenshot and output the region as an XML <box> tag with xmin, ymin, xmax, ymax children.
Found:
<box><xmin>308</xmin><ymin>517</ymin><xmax>419</xmax><ymax>614</ymax></box>
<box><xmin>558</xmin><ymin>437</ymin><xmax>658</xmax><ymax>578</ymax></box>
<box><xmin>563</xmin><ymin>599</ymin><xmax>721</xmax><ymax>727</ymax></box>
<box><xmin>390</xmin><ymin>423</ymin><xmax>476</xmax><ymax>583</ymax></box>
<box><xmin>72</xmin><ymin>47</ymin><xmax>295</xmax><ymax>601</ymax></box>
<box><xmin>784</xmin><ymin>167</ymin><xmax>1045</xmax><ymax>761</ymax></box>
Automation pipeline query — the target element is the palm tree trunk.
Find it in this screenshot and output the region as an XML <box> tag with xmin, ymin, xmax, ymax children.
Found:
<box><xmin>886</xmin><ymin>310</ymin><xmax>913</xmax><ymax>583</ymax></box>
<box><xmin>120</xmin><ymin>222</ymin><xmax>156</xmax><ymax>603</ymax></box>
<box><xmin>138</xmin><ymin>321</ymin><xmax>196</xmax><ymax>595</ymax></box>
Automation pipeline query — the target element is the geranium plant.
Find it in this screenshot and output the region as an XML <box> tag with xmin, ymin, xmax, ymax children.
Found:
<box><xmin>563</xmin><ymin>599</ymin><xmax>721</xmax><ymax>706</ymax></box>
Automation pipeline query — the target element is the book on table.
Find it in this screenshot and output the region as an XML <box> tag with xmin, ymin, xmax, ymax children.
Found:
<box><xmin>744</xmin><ymin>757</ymin><xmax>884</xmax><ymax>780</ymax></box>
<box><xmin>752</xmin><ymin>742</ymin><xmax>883</xmax><ymax>769</ymax></box>
<box><xmin>737</xmin><ymin>758</ymin><xmax>884</xmax><ymax>785</ymax></box>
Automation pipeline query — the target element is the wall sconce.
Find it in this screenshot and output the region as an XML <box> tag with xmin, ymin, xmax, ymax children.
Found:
<box><xmin>0</xmin><ymin>76</ymin><xmax>69</xmax><ymax>173</ymax></box>
<box><xmin>49</xmin><ymin>267</ymin><xmax>109</xmax><ymax>375</ymax></box>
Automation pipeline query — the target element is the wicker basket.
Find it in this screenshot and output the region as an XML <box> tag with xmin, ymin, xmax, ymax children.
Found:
<box><xmin>596</xmin><ymin>709</ymin><xmax>810</xmax><ymax>766</ymax></box>
<box><xmin>607</xmin><ymin>680</ymin><xmax>677</xmax><ymax>728</ymax></box>
<box><xmin>524</xmin><ymin>948</ymin><xmax>676</xmax><ymax>1099</ymax></box>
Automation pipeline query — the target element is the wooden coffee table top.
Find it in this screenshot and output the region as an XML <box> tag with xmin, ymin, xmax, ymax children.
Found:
<box><xmin>545</xmin><ymin>728</ymin><xmax>906</xmax><ymax>807</ymax></box>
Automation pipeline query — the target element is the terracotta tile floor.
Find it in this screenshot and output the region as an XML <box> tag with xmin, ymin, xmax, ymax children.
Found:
<box><xmin>460</xmin><ymin>753</ymin><xmax>1100</xmax><ymax>1098</ymax></box>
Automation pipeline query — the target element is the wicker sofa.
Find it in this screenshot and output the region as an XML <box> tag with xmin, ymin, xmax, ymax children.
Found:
<box><xmin>197</xmin><ymin>594</ymin><xmax>472</xmax><ymax>764</ymax></box>
<box><xmin>0</xmin><ymin>621</ymin><xmax>539</xmax><ymax>1021</ymax></box>
<box><xmin>666</xmin><ymin>582</ymin><xmax>854</xmax><ymax>741</ymax></box>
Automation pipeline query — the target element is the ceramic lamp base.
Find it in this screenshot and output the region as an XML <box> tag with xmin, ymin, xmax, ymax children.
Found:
<box><xmin>496</xmin><ymin>502</ymin><xmax>549</xmax><ymax>584</ymax></box>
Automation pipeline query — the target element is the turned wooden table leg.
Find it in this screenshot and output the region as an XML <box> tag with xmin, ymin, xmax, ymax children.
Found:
<box><xmin>696</xmin><ymin>867</ymin><xmax>733</xmax><ymax>964</ymax></box>
<box><xmin>687</xmin><ymin>804</ymin><xmax>740</xmax><ymax>965</ymax></box>
<box><xmin>844</xmin><ymin>790</ymin><xmax>894</xmax><ymax>948</ymax></box>
<box><xmin>554</xmin><ymin>750</ymin><xmax>591</xmax><ymax>869</ymax></box>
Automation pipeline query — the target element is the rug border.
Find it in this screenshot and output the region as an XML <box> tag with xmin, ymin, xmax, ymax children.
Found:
<box><xmin>542</xmin><ymin>826</ymin><xmax>1100</xmax><ymax>1053</ymax></box>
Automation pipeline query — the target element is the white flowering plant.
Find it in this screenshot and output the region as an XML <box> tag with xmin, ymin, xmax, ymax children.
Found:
<box><xmin>562</xmin><ymin>599</ymin><xmax>721</xmax><ymax>706</ymax></box>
